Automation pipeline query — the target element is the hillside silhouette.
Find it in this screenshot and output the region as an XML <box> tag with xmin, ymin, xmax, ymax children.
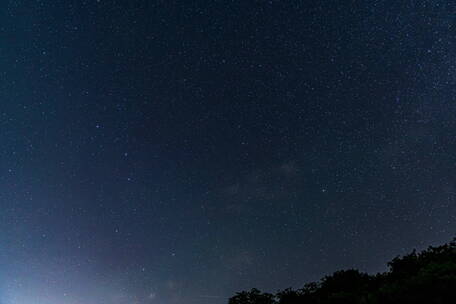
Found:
<box><xmin>229</xmin><ymin>238</ymin><xmax>455</xmax><ymax>304</ymax></box>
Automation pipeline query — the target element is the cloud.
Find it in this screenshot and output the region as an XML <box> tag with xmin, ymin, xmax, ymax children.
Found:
<box><xmin>148</xmin><ymin>292</ymin><xmax>157</xmax><ymax>301</ymax></box>
<box><xmin>278</xmin><ymin>161</ymin><xmax>300</xmax><ymax>177</ymax></box>
<box><xmin>222</xmin><ymin>161</ymin><xmax>301</xmax><ymax>202</ymax></box>
<box><xmin>200</xmin><ymin>161</ymin><xmax>304</xmax><ymax>221</ymax></box>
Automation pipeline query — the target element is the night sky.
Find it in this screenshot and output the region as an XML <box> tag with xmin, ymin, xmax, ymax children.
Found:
<box><xmin>1</xmin><ymin>1</ymin><xmax>455</xmax><ymax>304</ymax></box>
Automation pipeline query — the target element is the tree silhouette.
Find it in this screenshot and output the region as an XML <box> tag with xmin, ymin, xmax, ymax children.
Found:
<box><xmin>228</xmin><ymin>237</ymin><xmax>456</xmax><ymax>304</ymax></box>
<box><xmin>229</xmin><ymin>288</ymin><xmax>276</xmax><ymax>304</ymax></box>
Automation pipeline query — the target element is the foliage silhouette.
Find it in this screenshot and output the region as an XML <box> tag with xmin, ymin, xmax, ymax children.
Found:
<box><xmin>228</xmin><ymin>238</ymin><xmax>455</xmax><ymax>304</ymax></box>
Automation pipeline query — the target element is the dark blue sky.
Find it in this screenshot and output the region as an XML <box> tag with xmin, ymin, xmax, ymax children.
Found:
<box><xmin>1</xmin><ymin>1</ymin><xmax>455</xmax><ymax>304</ymax></box>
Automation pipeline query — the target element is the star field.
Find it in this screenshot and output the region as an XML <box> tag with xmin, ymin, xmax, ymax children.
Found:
<box><xmin>1</xmin><ymin>1</ymin><xmax>455</xmax><ymax>304</ymax></box>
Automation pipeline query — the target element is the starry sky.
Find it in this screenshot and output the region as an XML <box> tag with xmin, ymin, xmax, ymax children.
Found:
<box><xmin>1</xmin><ymin>1</ymin><xmax>455</xmax><ymax>304</ymax></box>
